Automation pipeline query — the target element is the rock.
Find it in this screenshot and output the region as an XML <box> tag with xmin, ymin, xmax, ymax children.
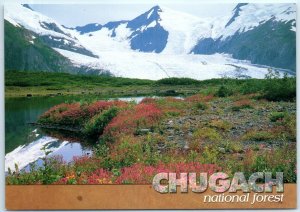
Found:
<box><xmin>167</xmin><ymin>136</ymin><xmax>174</xmax><ymax>141</ymax></box>
<box><xmin>136</xmin><ymin>129</ymin><xmax>150</xmax><ymax>135</ymax></box>
<box><xmin>157</xmin><ymin>142</ymin><xmax>166</xmax><ymax>150</ymax></box>
<box><xmin>183</xmin><ymin>144</ymin><xmax>189</xmax><ymax>150</ymax></box>
<box><xmin>218</xmin><ymin>147</ymin><xmax>226</xmax><ymax>154</ymax></box>
<box><xmin>237</xmin><ymin>154</ymin><xmax>244</xmax><ymax>161</ymax></box>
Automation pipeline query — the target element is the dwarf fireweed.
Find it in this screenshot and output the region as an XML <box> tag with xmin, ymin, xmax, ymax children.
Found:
<box><xmin>39</xmin><ymin>100</ymin><xmax>127</xmax><ymax>127</ymax></box>
<box><xmin>104</xmin><ymin>103</ymin><xmax>162</xmax><ymax>136</ymax></box>
<box><xmin>115</xmin><ymin>162</ymin><xmax>220</xmax><ymax>184</ymax></box>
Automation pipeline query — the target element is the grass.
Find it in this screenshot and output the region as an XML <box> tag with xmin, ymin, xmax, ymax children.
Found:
<box><xmin>5</xmin><ymin>71</ymin><xmax>296</xmax><ymax>101</ymax></box>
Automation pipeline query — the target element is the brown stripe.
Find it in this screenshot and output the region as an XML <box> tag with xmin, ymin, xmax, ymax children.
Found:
<box><xmin>6</xmin><ymin>184</ymin><xmax>297</xmax><ymax>210</ymax></box>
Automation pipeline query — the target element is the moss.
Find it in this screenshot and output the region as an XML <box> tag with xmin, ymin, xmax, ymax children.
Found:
<box><xmin>209</xmin><ymin>120</ymin><xmax>233</xmax><ymax>131</ymax></box>
<box><xmin>193</xmin><ymin>127</ymin><xmax>222</xmax><ymax>142</ymax></box>
<box><xmin>242</xmin><ymin>130</ymin><xmax>274</xmax><ymax>141</ymax></box>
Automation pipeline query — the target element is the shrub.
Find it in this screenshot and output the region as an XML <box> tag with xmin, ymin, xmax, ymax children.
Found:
<box><xmin>216</xmin><ymin>85</ymin><xmax>233</xmax><ymax>97</ymax></box>
<box><xmin>83</xmin><ymin>107</ymin><xmax>119</xmax><ymax>138</ymax></box>
<box><xmin>38</xmin><ymin>102</ymin><xmax>86</xmax><ymax>126</ymax></box>
<box><xmin>156</xmin><ymin>77</ymin><xmax>200</xmax><ymax>85</ymax></box>
<box><xmin>269</xmin><ymin>112</ymin><xmax>285</xmax><ymax>122</ymax></box>
<box><xmin>243</xmin><ymin>146</ymin><xmax>296</xmax><ymax>183</ymax></box>
<box><xmin>38</xmin><ymin>100</ymin><xmax>127</xmax><ymax>128</ymax></box>
<box><xmin>263</xmin><ymin>71</ymin><xmax>296</xmax><ymax>101</ymax></box>
<box><xmin>195</xmin><ymin>102</ymin><xmax>208</xmax><ymax>110</ymax></box>
<box><xmin>240</xmin><ymin>80</ymin><xmax>265</xmax><ymax>94</ymax></box>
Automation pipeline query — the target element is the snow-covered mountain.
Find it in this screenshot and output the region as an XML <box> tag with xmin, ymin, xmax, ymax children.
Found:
<box><xmin>193</xmin><ymin>3</ymin><xmax>296</xmax><ymax>71</ymax></box>
<box><xmin>4</xmin><ymin>3</ymin><xmax>296</xmax><ymax>80</ymax></box>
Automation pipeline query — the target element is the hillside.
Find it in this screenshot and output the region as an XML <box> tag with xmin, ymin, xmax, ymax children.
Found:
<box><xmin>4</xmin><ymin>3</ymin><xmax>296</xmax><ymax>78</ymax></box>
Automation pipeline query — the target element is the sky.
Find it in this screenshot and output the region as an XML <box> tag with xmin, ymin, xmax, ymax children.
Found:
<box><xmin>29</xmin><ymin>3</ymin><xmax>236</xmax><ymax>27</ymax></box>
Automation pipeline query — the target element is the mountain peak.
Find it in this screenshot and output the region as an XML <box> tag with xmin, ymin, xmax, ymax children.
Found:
<box><xmin>22</xmin><ymin>4</ymin><xmax>34</xmax><ymax>11</ymax></box>
<box><xmin>225</xmin><ymin>3</ymin><xmax>248</xmax><ymax>27</ymax></box>
<box><xmin>148</xmin><ymin>5</ymin><xmax>162</xmax><ymax>13</ymax></box>
<box><xmin>144</xmin><ymin>5</ymin><xmax>163</xmax><ymax>20</ymax></box>
<box><xmin>75</xmin><ymin>23</ymin><xmax>102</xmax><ymax>34</ymax></box>
<box><xmin>127</xmin><ymin>5</ymin><xmax>163</xmax><ymax>29</ymax></box>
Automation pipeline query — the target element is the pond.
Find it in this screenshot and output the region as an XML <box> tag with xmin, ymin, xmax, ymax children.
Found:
<box><xmin>5</xmin><ymin>95</ymin><xmax>160</xmax><ymax>172</ymax></box>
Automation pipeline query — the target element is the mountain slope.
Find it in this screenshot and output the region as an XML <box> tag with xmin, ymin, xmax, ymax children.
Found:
<box><xmin>73</xmin><ymin>4</ymin><xmax>295</xmax><ymax>71</ymax></box>
<box><xmin>4</xmin><ymin>4</ymin><xmax>296</xmax><ymax>79</ymax></box>
<box><xmin>5</xmin><ymin>20</ymin><xmax>110</xmax><ymax>75</ymax></box>
<box><xmin>4</xmin><ymin>4</ymin><xmax>98</xmax><ymax>58</ymax></box>
<box><xmin>193</xmin><ymin>19</ymin><xmax>296</xmax><ymax>71</ymax></box>
<box><xmin>193</xmin><ymin>3</ymin><xmax>296</xmax><ymax>71</ymax></box>
<box><xmin>5</xmin><ymin>20</ymin><xmax>72</xmax><ymax>72</ymax></box>
<box><xmin>74</xmin><ymin>5</ymin><xmax>212</xmax><ymax>54</ymax></box>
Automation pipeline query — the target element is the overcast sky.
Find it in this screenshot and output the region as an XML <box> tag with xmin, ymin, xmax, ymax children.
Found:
<box><xmin>29</xmin><ymin>3</ymin><xmax>236</xmax><ymax>27</ymax></box>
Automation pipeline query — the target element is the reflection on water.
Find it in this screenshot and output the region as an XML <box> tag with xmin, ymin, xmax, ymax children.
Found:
<box><xmin>5</xmin><ymin>135</ymin><xmax>67</xmax><ymax>172</ymax></box>
<box><xmin>5</xmin><ymin>95</ymin><xmax>153</xmax><ymax>172</ymax></box>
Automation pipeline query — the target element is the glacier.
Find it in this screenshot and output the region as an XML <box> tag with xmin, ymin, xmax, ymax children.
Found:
<box><xmin>4</xmin><ymin>3</ymin><xmax>296</xmax><ymax>80</ymax></box>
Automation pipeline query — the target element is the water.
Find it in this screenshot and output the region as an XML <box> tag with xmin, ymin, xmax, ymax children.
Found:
<box><xmin>5</xmin><ymin>95</ymin><xmax>153</xmax><ymax>172</ymax></box>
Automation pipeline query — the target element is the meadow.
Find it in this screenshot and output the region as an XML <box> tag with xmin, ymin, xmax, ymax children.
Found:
<box><xmin>5</xmin><ymin>70</ymin><xmax>296</xmax><ymax>184</ymax></box>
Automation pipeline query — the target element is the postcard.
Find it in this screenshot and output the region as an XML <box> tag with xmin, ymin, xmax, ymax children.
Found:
<box><xmin>4</xmin><ymin>2</ymin><xmax>297</xmax><ymax>210</ymax></box>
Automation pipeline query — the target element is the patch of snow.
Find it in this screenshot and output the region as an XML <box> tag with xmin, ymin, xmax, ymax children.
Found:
<box><xmin>147</xmin><ymin>20</ymin><xmax>157</xmax><ymax>29</ymax></box>
<box><xmin>147</xmin><ymin>9</ymin><xmax>154</xmax><ymax>19</ymax></box>
<box><xmin>53</xmin><ymin>38</ymin><xmax>62</xmax><ymax>42</ymax></box>
<box><xmin>213</xmin><ymin>3</ymin><xmax>296</xmax><ymax>40</ymax></box>
<box><xmin>5</xmin><ymin>136</ymin><xmax>68</xmax><ymax>172</ymax></box>
<box><xmin>4</xmin><ymin>4</ymin><xmax>87</xmax><ymax>51</ymax></box>
<box><xmin>63</xmin><ymin>39</ymin><xmax>70</xmax><ymax>45</ymax></box>
<box><xmin>114</xmin><ymin>23</ymin><xmax>133</xmax><ymax>41</ymax></box>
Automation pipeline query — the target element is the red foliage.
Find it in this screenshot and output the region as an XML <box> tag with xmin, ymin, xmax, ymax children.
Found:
<box><xmin>73</xmin><ymin>155</ymin><xmax>101</xmax><ymax>168</ymax></box>
<box><xmin>115</xmin><ymin>162</ymin><xmax>221</xmax><ymax>184</ymax></box>
<box><xmin>87</xmin><ymin>169</ymin><xmax>113</xmax><ymax>184</ymax></box>
<box><xmin>104</xmin><ymin>103</ymin><xmax>162</xmax><ymax>136</ymax></box>
<box><xmin>39</xmin><ymin>102</ymin><xmax>85</xmax><ymax>126</ymax></box>
<box><xmin>54</xmin><ymin>161</ymin><xmax>221</xmax><ymax>184</ymax></box>
<box><xmin>233</xmin><ymin>99</ymin><xmax>252</xmax><ymax>107</ymax></box>
<box><xmin>140</xmin><ymin>97</ymin><xmax>157</xmax><ymax>104</ymax></box>
<box><xmin>87</xmin><ymin>100</ymin><xmax>127</xmax><ymax>116</ymax></box>
<box><xmin>164</xmin><ymin>97</ymin><xmax>184</xmax><ymax>103</ymax></box>
<box><xmin>39</xmin><ymin>100</ymin><xmax>128</xmax><ymax>127</ymax></box>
